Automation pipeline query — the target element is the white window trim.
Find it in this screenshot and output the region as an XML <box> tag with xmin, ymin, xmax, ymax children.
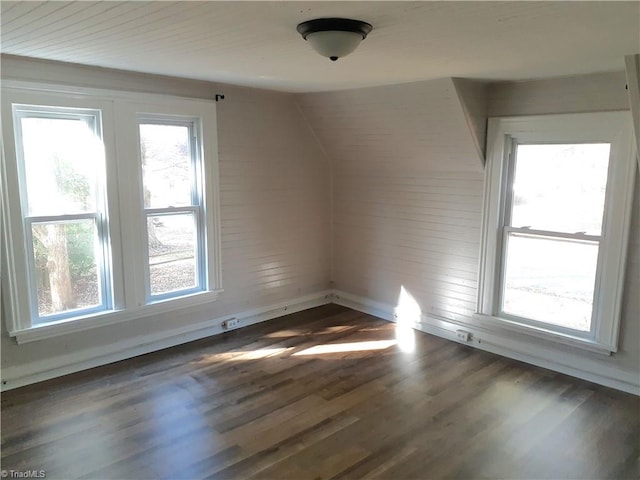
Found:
<box><xmin>1</xmin><ymin>81</ymin><xmax>223</xmax><ymax>344</ymax></box>
<box><xmin>8</xmin><ymin>291</ymin><xmax>223</xmax><ymax>344</ymax></box>
<box><xmin>477</xmin><ymin>112</ymin><xmax>636</xmax><ymax>354</ymax></box>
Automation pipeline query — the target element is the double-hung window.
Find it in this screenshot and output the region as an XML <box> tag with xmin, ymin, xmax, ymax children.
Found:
<box><xmin>478</xmin><ymin>112</ymin><xmax>636</xmax><ymax>352</ymax></box>
<box><xmin>138</xmin><ymin>118</ymin><xmax>205</xmax><ymax>300</ymax></box>
<box><xmin>1</xmin><ymin>84</ymin><xmax>222</xmax><ymax>343</ymax></box>
<box><xmin>12</xmin><ymin>105</ymin><xmax>111</xmax><ymax>323</ymax></box>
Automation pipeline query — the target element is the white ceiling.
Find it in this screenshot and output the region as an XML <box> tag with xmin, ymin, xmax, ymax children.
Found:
<box><xmin>1</xmin><ymin>1</ymin><xmax>639</xmax><ymax>93</ymax></box>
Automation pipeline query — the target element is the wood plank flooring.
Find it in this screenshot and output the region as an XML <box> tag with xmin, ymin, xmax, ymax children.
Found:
<box><xmin>1</xmin><ymin>304</ymin><xmax>639</xmax><ymax>479</ymax></box>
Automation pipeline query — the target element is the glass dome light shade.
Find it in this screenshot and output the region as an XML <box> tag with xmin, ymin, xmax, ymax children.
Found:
<box><xmin>297</xmin><ymin>18</ymin><xmax>372</xmax><ymax>61</ymax></box>
<box><xmin>305</xmin><ymin>30</ymin><xmax>364</xmax><ymax>61</ymax></box>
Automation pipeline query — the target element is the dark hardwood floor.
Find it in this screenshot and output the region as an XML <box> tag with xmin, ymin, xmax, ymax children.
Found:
<box><xmin>2</xmin><ymin>304</ymin><xmax>639</xmax><ymax>479</ymax></box>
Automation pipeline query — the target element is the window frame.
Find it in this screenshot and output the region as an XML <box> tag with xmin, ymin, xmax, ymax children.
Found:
<box><xmin>12</xmin><ymin>105</ymin><xmax>113</xmax><ymax>324</ymax></box>
<box><xmin>477</xmin><ymin>112</ymin><xmax>636</xmax><ymax>353</ymax></box>
<box><xmin>497</xmin><ymin>140</ymin><xmax>607</xmax><ymax>337</ymax></box>
<box><xmin>137</xmin><ymin>116</ymin><xmax>206</xmax><ymax>302</ymax></box>
<box><xmin>1</xmin><ymin>82</ymin><xmax>223</xmax><ymax>344</ymax></box>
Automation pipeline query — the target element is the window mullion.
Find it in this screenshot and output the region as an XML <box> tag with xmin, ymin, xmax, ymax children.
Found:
<box><xmin>143</xmin><ymin>206</ymin><xmax>198</xmax><ymax>216</ymax></box>
<box><xmin>504</xmin><ymin>226</ymin><xmax>601</xmax><ymax>243</ymax></box>
<box><xmin>113</xmin><ymin>100</ymin><xmax>147</xmax><ymax>309</ymax></box>
<box><xmin>26</xmin><ymin>212</ymin><xmax>98</xmax><ymax>223</ymax></box>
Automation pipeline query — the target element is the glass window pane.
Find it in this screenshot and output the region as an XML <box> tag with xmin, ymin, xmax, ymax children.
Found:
<box><xmin>511</xmin><ymin>144</ymin><xmax>610</xmax><ymax>235</ymax></box>
<box><xmin>139</xmin><ymin>124</ymin><xmax>193</xmax><ymax>208</ymax></box>
<box><xmin>31</xmin><ymin>220</ymin><xmax>102</xmax><ymax>319</ymax></box>
<box><xmin>501</xmin><ymin>233</ymin><xmax>598</xmax><ymax>331</ymax></box>
<box><xmin>20</xmin><ymin>116</ymin><xmax>100</xmax><ymax>216</ymax></box>
<box><xmin>148</xmin><ymin>213</ymin><xmax>198</xmax><ymax>296</ymax></box>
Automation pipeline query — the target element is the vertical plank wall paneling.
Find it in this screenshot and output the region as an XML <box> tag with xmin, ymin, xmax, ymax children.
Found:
<box><xmin>0</xmin><ymin>57</ymin><xmax>331</xmax><ymax>376</ymax></box>
<box><xmin>299</xmin><ymin>79</ymin><xmax>484</xmax><ymax>321</ymax></box>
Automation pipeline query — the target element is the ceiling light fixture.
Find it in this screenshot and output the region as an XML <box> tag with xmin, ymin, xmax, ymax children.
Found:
<box><xmin>296</xmin><ymin>18</ymin><xmax>373</xmax><ymax>62</ymax></box>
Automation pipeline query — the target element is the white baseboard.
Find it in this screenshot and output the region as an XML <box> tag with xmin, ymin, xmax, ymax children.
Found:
<box><xmin>4</xmin><ymin>288</ymin><xmax>638</xmax><ymax>396</ymax></box>
<box><xmin>1</xmin><ymin>290</ymin><xmax>332</xmax><ymax>391</ymax></box>
<box><xmin>333</xmin><ymin>290</ymin><xmax>640</xmax><ymax>395</ymax></box>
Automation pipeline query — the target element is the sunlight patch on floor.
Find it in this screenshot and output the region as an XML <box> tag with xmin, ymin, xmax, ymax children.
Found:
<box><xmin>265</xmin><ymin>326</ymin><xmax>352</xmax><ymax>338</ymax></box>
<box><xmin>292</xmin><ymin>340</ymin><xmax>397</xmax><ymax>356</ymax></box>
<box><xmin>394</xmin><ymin>286</ymin><xmax>420</xmax><ymax>353</ymax></box>
<box><xmin>191</xmin><ymin>347</ymin><xmax>292</xmax><ymax>364</ymax></box>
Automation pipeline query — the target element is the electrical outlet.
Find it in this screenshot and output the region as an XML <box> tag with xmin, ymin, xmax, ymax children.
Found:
<box><xmin>223</xmin><ymin>318</ymin><xmax>240</xmax><ymax>329</ymax></box>
<box><xmin>456</xmin><ymin>329</ymin><xmax>471</xmax><ymax>342</ymax></box>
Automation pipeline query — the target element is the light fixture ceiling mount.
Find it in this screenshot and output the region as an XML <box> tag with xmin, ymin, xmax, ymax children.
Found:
<box><xmin>297</xmin><ymin>18</ymin><xmax>373</xmax><ymax>61</ymax></box>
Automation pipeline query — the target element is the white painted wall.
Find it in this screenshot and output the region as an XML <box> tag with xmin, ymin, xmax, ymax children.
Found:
<box><xmin>1</xmin><ymin>56</ymin><xmax>637</xmax><ymax>393</ymax></box>
<box><xmin>300</xmin><ymin>72</ymin><xmax>639</xmax><ymax>392</ymax></box>
<box><xmin>0</xmin><ymin>56</ymin><xmax>332</xmax><ymax>386</ymax></box>
<box><xmin>487</xmin><ymin>71</ymin><xmax>629</xmax><ymax>116</ymax></box>
<box><xmin>625</xmin><ymin>55</ymin><xmax>640</xmax><ymax>162</ymax></box>
<box><xmin>298</xmin><ymin>78</ymin><xmax>486</xmax><ymax>322</ymax></box>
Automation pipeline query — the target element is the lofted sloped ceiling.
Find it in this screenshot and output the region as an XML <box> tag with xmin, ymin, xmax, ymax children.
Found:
<box><xmin>298</xmin><ymin>78</ymin><xmax>483</xmax><ymax>172</ymax></box>
<box><xmin>1</xmin><ymin>1</ymin><xmax>639</xmax><ymax>93</ymax></box>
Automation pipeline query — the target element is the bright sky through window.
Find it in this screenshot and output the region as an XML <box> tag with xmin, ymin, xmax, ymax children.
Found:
<box><xmin>21</xmin><ymin>117</ymin><xmax>101</xmax><ymax>216</ymax></box>
<box><xmin>501</xmin><ymin>143</ymin><xmax>611</xmax><ymax>331</ymax></box>
<box><xmin>139</xmin><ymin>124</ymin><xmax>192</xmax><ymax>208</ymax></box>
<box><xmin>510</xmin><ymin>144</ymin><xmax>610</xmax><ymax>235</ymax></box>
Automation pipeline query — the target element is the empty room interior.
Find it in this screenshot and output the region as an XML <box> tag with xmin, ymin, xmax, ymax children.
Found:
<box><xmin>1</xmin><ymin>1</ymin><xmax>640</xmax><ymax>479</ymax></box>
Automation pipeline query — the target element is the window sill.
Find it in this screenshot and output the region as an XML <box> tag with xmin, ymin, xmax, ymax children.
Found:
<box><xmin>471</xmin><ymin>313</ymin><xmax>614</xmax><ymax>355</ymax></box>
<box><xmin>9</xmin><ymin>289</ymin><xmax>223</xmax><ymax>344</ymax></box>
